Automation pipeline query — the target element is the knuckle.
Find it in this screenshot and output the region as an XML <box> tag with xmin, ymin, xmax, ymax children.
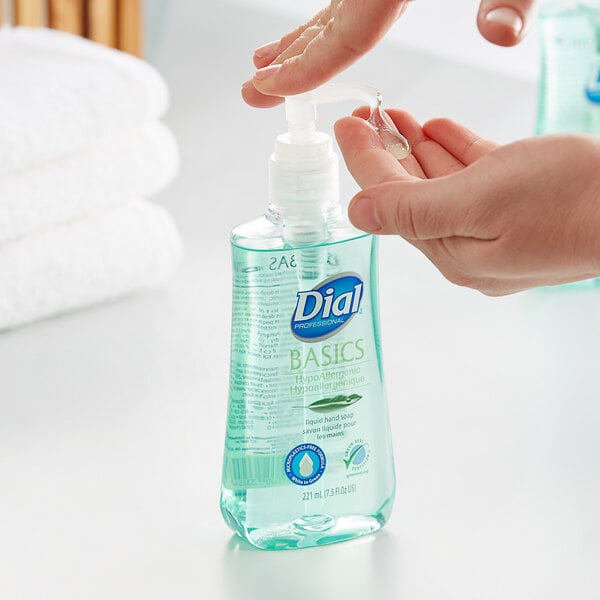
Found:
<box><xmin>434</xmin><ymin>162</ymin><xmax>462</xmax><ymax>178</ymax></box>
<box><xmin>462</xmin><ymin>137</ymin><xmax>482</xmax><ymax>163</ymax></box>
<box><xmin>327</xmin><ymin>10</ymin><xmax>380</xmax><ymax>56</ymax></box>
<box><xmin>301</xmin><ymin>24</ymin><xmax>324</xmax><ymax>40</ymax></box>
<box><xmin>392</xmin><ymin>197</ymin><xmax>418</xmax><ymax>239</ymax></box>
<box><xmin>436</xmin><ymin>259</ymin><xmax>480</xmax><ymax>289</ymax></box>
<box><xmin>480</xmin><ymin>287</ymin><xmax>505</xmax><ymax>298</ymax></box>
<box><xmin>444</xmin><ymin>270</ymin><xmax>478</xmax><ymax>289</ymax></box>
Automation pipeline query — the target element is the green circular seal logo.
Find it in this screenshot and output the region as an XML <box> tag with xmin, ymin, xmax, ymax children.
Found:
<box><xmin>343</xmin><ymin>439</ymin><xmax>370</xmax><ymax>473</ymax></box>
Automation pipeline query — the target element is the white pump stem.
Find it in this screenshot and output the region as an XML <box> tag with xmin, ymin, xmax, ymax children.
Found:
<box><xmin>269</xmin><ymin>83</ymin><xmax>384</xmax><ymax>245</ymax></box>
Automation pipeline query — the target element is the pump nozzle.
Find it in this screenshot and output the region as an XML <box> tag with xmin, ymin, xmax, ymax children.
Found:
<box><xmin>268</xmin><ymin>83</ymin><xmax>410</xmax><ymax>248</ymax></box>
<box><xmin>284</xmin><ymin>83</ymin><xmax>411</xmax><ymax>159</ymax></box>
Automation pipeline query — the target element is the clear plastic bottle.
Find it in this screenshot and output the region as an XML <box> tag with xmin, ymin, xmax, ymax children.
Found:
<box><xmin>536</xmin><ymin>0</ymin><xmax>600</xmax><ymax>134</ymax></box>
<box><xmin>219</xmin><ymin>85</ymin><xmax>406</xmax><ymax>550</ymax></box>
<box><xmin>584</xmin><ymin>2</ymin><xmax>600</xmax><ymax>133</ymax></box>
<box><xmin>536</xmin><ymin>2</ymin><xmax>600</xmax><ymax>290</ymax></box>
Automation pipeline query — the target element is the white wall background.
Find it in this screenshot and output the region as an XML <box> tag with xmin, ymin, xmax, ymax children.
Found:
<box><xmin>221</xmin><ymin>0</ymin><xmax>541</xmax><ymax>81</ymax></box>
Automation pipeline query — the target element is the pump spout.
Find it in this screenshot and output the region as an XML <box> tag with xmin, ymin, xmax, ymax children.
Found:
<box><xmin>284</xmin><ymin>83</ymin><xmax>410</xmax><ymax>159</ymax></box>
<box><xmin>269</xmin><ymin>82</ymin><xmax>410</xmax><ymax>249</ymax></box>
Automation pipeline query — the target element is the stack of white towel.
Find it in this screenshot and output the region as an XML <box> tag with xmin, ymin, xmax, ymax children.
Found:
<box><xmin>0</xmin><ymin>26</ymin><xmax>182</xmax><ymax>331</ymax></box>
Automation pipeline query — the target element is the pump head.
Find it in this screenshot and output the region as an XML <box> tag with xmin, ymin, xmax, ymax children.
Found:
<box><xmin>284</xmin><ymin>83</ymin><xmax>410</xmax><ymax>159</ymax></box>
<box><xmin>268</xmin><ymin>83</ymin><xmax>410</xmax><ymax>243</ymax></box>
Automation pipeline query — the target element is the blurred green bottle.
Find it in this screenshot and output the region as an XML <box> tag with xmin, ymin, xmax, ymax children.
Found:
<box><xmin>536</xmin><ymin>2</ymin><xmax>600</xmax><ymax>290</ymax></box>
<box><xmin>537</xmin><ymin>0</ymin><xmax>600</xmax><ymax>135</ymax></box>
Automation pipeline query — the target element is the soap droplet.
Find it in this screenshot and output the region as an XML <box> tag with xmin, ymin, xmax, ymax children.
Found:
<box><xmin>299</xmin><ymin>452</ymin><xmax>314</xmax><ymax>477</ymax></box>
<box><xmin>368</xmin><ymin>105</ymin><xmax>411</xmax><ymax>160</ymax></box>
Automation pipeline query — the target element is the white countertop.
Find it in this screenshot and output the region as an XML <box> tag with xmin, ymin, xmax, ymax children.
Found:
<box><xmin>1</xmin><ymin>3</ymin><xmax>600</xmax><ymax>599</ymax></box>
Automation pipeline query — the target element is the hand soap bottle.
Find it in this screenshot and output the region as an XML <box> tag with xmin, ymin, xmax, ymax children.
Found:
<box><xmin>220</xmin><ymin>84</ymin><xmax>408</xmax><ymax>550</ymax></box>
<box><xmin>537</xmin><ymin>1</ymin><xmax>600</xmax><ymax>289</ymax></box>
<box><xmin>536</xmin><ymin>0</ymin><xmax>600</xmax><ymax>134</ymax></box>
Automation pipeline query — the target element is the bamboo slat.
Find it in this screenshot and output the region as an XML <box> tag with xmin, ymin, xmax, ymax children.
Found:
<box><xmin>13</xmin><ymin>0</ymin><xmax>46</xmax><ymax>26</ymax></box>
<box><xmin>87</xmin><ymin>0</ymin><xmax>117</xmax><ymax>47</ymax></box>
<box><xmin>117</xmin><ymin>0</ymin><xmax>142</xmax><ymax>57</ymax></box>
<box><xmin>48</xmin><ymin>0</ymin><xmax>84</xmax><ymax>35</ymax></box>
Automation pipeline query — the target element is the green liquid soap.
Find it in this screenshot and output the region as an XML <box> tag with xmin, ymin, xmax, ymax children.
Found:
<box><xmin>221</xmin><ymin>227</ymin><xmax>395</xmax><ymax>550</ymax></box>
<box><xmin>220</xmin><ymin>84</ymin><xmax>399</xmax><ymax>550</ymax></box>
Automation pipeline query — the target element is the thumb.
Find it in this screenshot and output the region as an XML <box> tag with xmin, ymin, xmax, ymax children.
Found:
<box><xmin>348</xmin><ymin>173</ymin><xmax>489</xmax><ymax>240</ymax></box>
<box><xmin>477</xmin><ymin>0</ymin><xmax>537</xmax><ymax>47</ymax></box>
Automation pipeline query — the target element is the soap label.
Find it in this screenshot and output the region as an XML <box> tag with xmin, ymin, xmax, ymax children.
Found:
<box><xmin>291</xmin><ymin>273</ymin><xmax>364</xmax><ymax>342</ymax></box>
<box><xmin>224</xmin><ymin>238</ymin><xmax>388</xmax><ymax>495</ymax></box>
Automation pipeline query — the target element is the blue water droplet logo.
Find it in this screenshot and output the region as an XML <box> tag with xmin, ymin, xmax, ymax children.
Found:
<box><xmin>285</xmin><ymin>444</ymin><xmax>326</xmax><ymax>486</ymax></box>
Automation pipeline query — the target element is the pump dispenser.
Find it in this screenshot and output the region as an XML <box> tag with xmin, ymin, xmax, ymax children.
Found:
<box><xmin>220</xmin><ymin>84</ymin><xmax>402</xmax><ymax>550</ymax></box>
<box><xmin>270</xmin><ymin>83</ymin><xmax>409</xmax><ymax>247</ymax></box>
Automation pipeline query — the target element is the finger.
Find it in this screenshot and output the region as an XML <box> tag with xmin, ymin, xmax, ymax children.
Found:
<box><xmin>274</xmin><ymin>25</ymin><xmax>324</xmax><ymax>65</ymax></box>
<box><xmin>348</xmin><ymin>173</ymin><xmax>494</xmax><ymax>239</ymax></box>
<box><xmin>370</xmin><ymin>108</ymin><xmax>426</xmax><ymax>177</ymax></box>
<box><xmin>252</xmin><ymin>0</ymin><xmax>409</xmax><ymax>97</ymax></box>
<box><xmin>385</xmin><ymin>109</ymin><xmax>466</xmax><ymax>178</ymax></box>
<box><xmin>423</xmin><ymin>118</ymin><xmax>499</xmax><ymax>165</ymax></box>
<box><xmin>253</xmin><ymin>7</ymin><xmax>332</xmax><ymax>69</ymax></box>
<box><xmin>247</xmin><ymin>9</ymin><xmax>334</xmax><ymax>105</ymax></box>
<box><xmin>253</xmin><ymin>40</ymin><xmax>282</xmax><ymax>69</ymax></box>
<box><xmin>241</xmin><ymin>81</ymin><xmax>284</xmax><ymax>108</ymax></box>
<box><xmin>477</xmin><ymin>0</ymin><xmax>537</xmax><ymax>46</ymax></box>
<box><xmin>335</xmin><ymin>116</ymin><xmax>420</xmax><ymax>189</ymax></box>
<box><xmin>353</xmin><ymin>107</ymin><xmax>428</xmax><ymax>178</ymax></box>
<box><xmin>352</xmin><ymin>107</ymin><xmax>466</xmax><ymax>178</ymax></box>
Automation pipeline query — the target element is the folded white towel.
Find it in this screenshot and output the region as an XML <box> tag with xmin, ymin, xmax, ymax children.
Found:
<box><xmin>0</xmin><ymin>26</ymin><xmax>169</xmax><ymax>175</ymax></box>
<box><xmin>0</xmin><ymin>121</ymin><xmax>179</xmax><ymax>244</ymax></box>
<box><xmin>0</xmin><ymin>200</ymin><xmax>183</xmax><ymax>331</ymax></box>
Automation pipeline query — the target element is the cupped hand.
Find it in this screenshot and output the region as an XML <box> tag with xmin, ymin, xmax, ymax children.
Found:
<box><xmin>334</xmin><ymin>109</ymin><xmax>600</xmax><ymax>295</ymax></box>
<box><xmin>243</xmin><ymin>0</ymin><xmax>538</xmax><ymax>108</ymax></box>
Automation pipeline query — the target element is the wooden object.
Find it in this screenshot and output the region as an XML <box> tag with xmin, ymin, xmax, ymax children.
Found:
<box><xmin>13</xmin><ymin>0</ymin><xmax>46</xmax><ymax>26</ymax></box>
<box><xmin>87</xmin><ymin>0</ymin><xmax>117</xmax><ymax>47</ymax></box>
<box><xmin>48</xmin><ymin>0</ymin><xmax>84</xmax><ymax>35</ymax></box>
<box><xmin>117</xmin><ymin>0</ymin><xmax>142</xmax><ymax>57</ymax></box>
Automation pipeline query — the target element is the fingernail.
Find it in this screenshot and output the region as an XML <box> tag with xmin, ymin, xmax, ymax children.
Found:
<box><xmin>254</xmin><ymin>63</ymin><xmax>282</xmax><ymax>81</ymax></box>
<box><xmin>484</xmin><ymin>7</ymin><xmax>523</xmax><ymax>34</ymax></box>
<box><xmin>254</xmin><ymin>40</ymin><xmax>279</xmax><ymax>59</ymax></box>
<box><xmin>241</xmin><ymin>81</ymin><xmax>253</xmax><ymax>100</ymax></box>
<box><xmin>350</xmin><ymin>197</ymin><xmax>381</xmax><ymax>233</ymax></box>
